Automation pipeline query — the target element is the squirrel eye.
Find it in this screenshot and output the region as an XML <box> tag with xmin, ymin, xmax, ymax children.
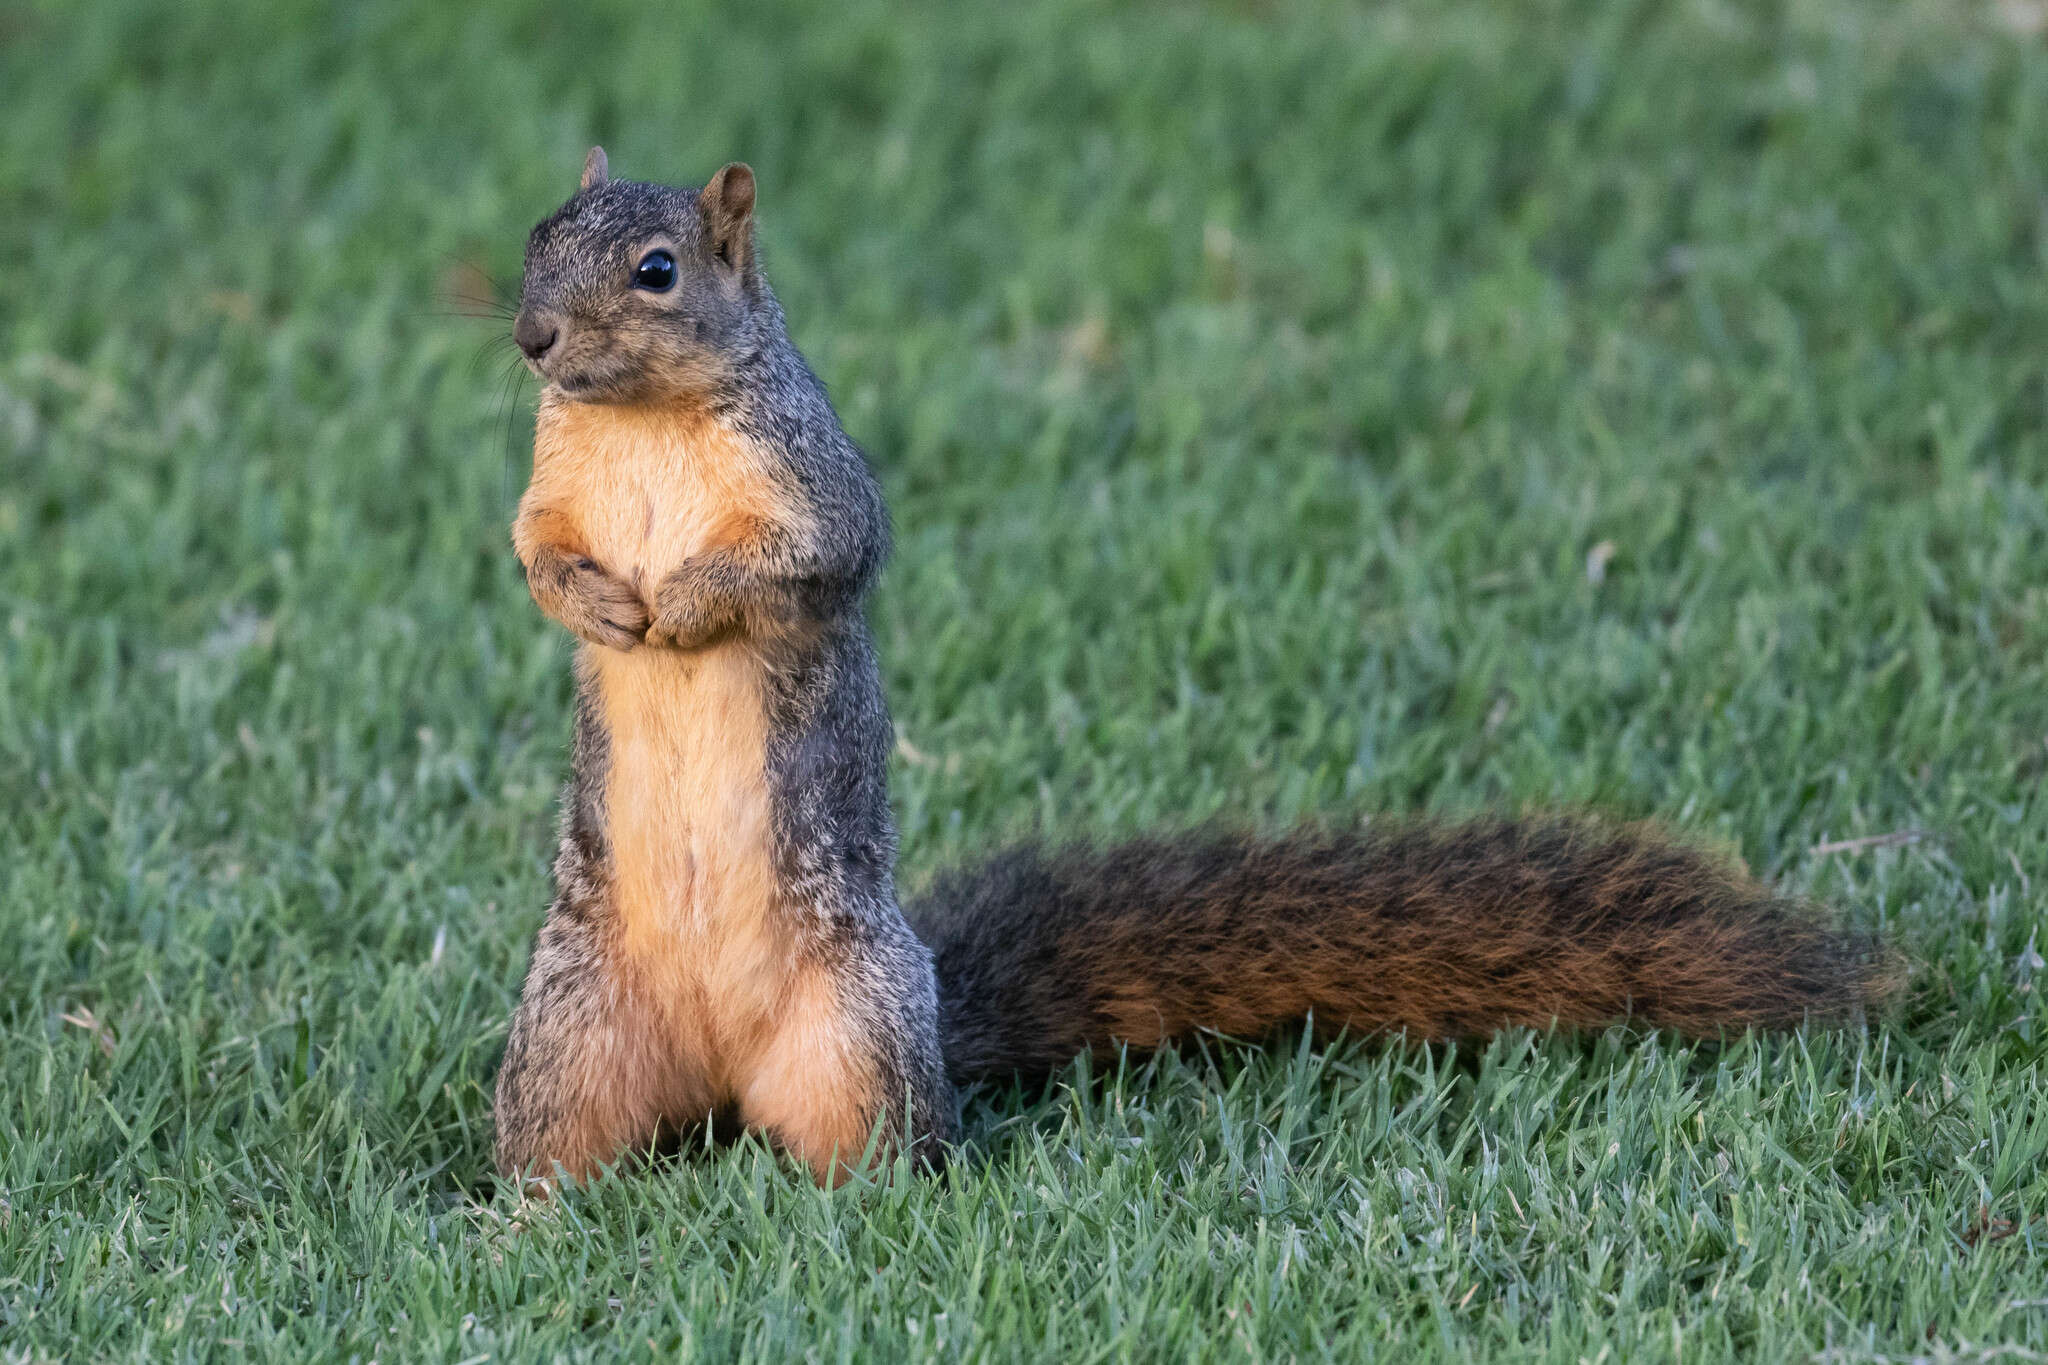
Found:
<box><xmin>632</xmin><ymin>249</ymin><xmax>677</xmax><ymax>292</ymax></box>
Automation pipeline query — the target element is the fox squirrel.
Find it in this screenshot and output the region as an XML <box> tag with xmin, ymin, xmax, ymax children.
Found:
<box><xmin>491</xmin><ymin>148</ymin><xmax>1898</xmax><ymax>1190</ymax></box>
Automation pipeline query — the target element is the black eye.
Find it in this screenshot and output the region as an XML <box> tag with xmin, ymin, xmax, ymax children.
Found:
<box><xmin>632</xmin><ymin>249</ymin><xmax>677</xmax><ymax>292</ymax></box>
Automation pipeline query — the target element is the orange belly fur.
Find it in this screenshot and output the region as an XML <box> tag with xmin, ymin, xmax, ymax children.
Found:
<box><xmin>519</xmin><ymin>395</ymin><xmax>793</xmax><ymax>1095</ymax></box>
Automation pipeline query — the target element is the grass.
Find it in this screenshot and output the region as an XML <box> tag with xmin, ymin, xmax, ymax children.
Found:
<box><xmin>3</xmin><ymin>0</ymin><xmax>2047</xmax><ymax>1358</ymax></box>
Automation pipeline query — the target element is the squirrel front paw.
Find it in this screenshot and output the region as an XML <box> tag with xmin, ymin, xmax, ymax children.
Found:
<box><xmin>644</xmin><ymin>560</ymin><xmax>740</xmax><ymax>650</ymax></box>
<box><xmin>526</xmin><ymin>551</ymin><xmax>651</xmax><ymax>651</ymax></box>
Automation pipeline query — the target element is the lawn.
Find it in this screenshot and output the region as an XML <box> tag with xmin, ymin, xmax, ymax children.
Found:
<box><xmin>4</xmin><ymin>0</ymin><xmax>2047</xmax><ymax>1358</ymax></box>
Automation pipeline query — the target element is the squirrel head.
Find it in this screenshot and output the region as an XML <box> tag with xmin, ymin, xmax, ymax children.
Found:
<box><xmin>514</xmin><ymin>148</ymin><xmax>766</xmax><ymax>404</ymax></box>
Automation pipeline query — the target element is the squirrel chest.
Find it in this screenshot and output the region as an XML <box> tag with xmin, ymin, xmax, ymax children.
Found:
<box><xmin>521</xmin><ymin>398</ymin><xmax>795</xmax><ymax>1074</ymax></box>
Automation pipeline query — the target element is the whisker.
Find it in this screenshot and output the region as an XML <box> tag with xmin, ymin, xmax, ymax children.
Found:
<box><xmin>432</xmin><ymin>251</ymin><xmax>522</xmax><ymax>323</ymax></box>
<box><xmin>466</xmin><ymin>330</ymin><xmax>519</xmax><ymax>382</ymax></box>
<box><xmin>448</xmin><ymin>296</ymin><xmax>519</xmax><ymax>318</ymax></box>
<box><xmin>492</xmin><ymin>354</ymin><xmax>532</xmax><ymax>520</ymax></box>
<box><xmin>402</xmin><ymin>309</ymin><xmax>519</xmax><ymax>327</ymax></box>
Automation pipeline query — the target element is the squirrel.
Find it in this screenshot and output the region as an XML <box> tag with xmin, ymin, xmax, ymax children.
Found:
<box><xmin>491</xmin><ymin>148</ymin><xmax>1899</xmax><ymax>1190</ymax></box>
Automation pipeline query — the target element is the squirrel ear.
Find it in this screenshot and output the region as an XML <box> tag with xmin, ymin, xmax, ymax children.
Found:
<box><xmin>579</xmin><ymin>146</ymin><xmax>609</xmax><ymax>193</ymax></box>
<box><xmin>701</xmin><ymin>162</ymin><xmax>756</xmax><ymax>270</ymax></box>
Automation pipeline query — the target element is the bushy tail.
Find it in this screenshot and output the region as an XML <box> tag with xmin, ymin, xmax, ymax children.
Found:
<box><xmin>903</xmin><ymin>818</ymin><xmax>1900</xmax><ymax>1083</ymax></box>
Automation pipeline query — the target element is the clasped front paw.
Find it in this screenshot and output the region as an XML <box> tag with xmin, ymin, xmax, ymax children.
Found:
<box><xmin>530</xmin><ymin>555</ymin><xmax>650</xmax><ymax>651</ymax></box>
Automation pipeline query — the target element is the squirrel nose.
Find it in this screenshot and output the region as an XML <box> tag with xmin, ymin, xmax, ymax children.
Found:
<box><xmin>514</xmin><ymin>312</ymin><xmax>560</xmax><ymax>362</ymax></box>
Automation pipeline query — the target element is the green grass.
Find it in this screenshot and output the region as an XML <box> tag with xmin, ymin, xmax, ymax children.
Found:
<box><xmin>4</xmin><ymin>0</ymin><xmax>2047</xmax><ymax>1358</ymax></box>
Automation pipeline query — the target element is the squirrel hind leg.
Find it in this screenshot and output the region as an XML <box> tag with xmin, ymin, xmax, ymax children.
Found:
<box><xmin>739</xmin><ymin>953</ymin><xmax>955</xmax><ymax>1186</ymax></box>
<box><xmin>492</xmin><ymin>910</ymin><xmax>709</xmax><ymax>1192</ymax></box>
